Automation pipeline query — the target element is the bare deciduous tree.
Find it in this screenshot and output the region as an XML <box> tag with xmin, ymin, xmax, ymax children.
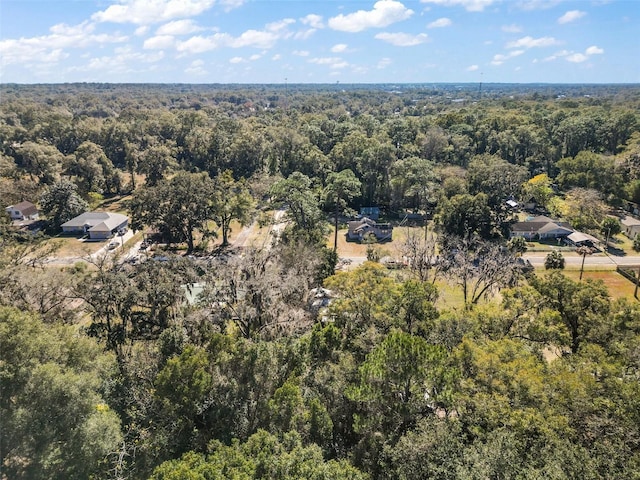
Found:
<box><xmin>201</xmin><ymin>246</ymin><xmax>317</xmax><ymax>340</ymax></box>
<box><xmin>441</xmin><ymin>236</ymin><xmax>521</xmax><ymax>306</ymax></box>
<box><xmin>399</xmin><ymin>228</ymin><xmax>442</xmax><ymax>284</ymax></box>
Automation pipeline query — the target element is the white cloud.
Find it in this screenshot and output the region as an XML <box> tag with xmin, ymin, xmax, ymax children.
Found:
<box><xmin>331</xmin><ymin>44</ymin><xmax>349</xmax><ymax>53</ymax></box>
<box><xmin>176</xmin><ymin>34</ymin><xmax>230</xmax><ymax>53</ymax></box>
<box><xmin>84</xmin><ymin>47</ymin><xmax>165</xmax><ymax>72</ymax></box>
<box><xmin>144</xmin><ymin>35</ymin><xmax>175</xmax><ymax>49</ymax></box>
<box><xmin>517</xmin><ymin>0</ymin><xmax>564</xmax><ymax>11</ymax></box>
<box><xmin>220</xmin><ymin>0</ymin><xmax>245</xmax><ymax>11</ymax></box>
<box><xmin>185</xmin><ymin>59</ymin><xmax>206</xmax><ymax>75</ymax></box>
<box><xmin>300</xmin><ymin>14</ymin><xmax>324</xmax><ymax>29</ymax></box>
<box><xmin>229</xmin><ymin>56</ymin><xmax>244</xmax><ymax>63</ymax></box>
<box><xmin>585</xmin><ymin>45</ymin><xmax>603</xmax><ymax>55</ymax></box>
<box><xmin>501</xmin><ymin>24</ymin><xmax>522</xmax><ymax>33</ymax></box>
<box><xmin>506</xmin><ymin>36</ymin><xmax>559</xmax><ymax>49</ymax></box>
<box><xmin>375</xmin><ymin>32</ymin><xmax>428</xmax><ymax>46</ymax></box>
<box><xmin>293</xmin><ymin>50</ymin><xmax>310</xmax><ymax>56</ymax></box>
<box><xmin>428</xmin><ymin>18</ymin><xmax>452</xmax><ymax>28</ymax></box>
<box><xmin>420</xmin><ymin>0</ymin><xmax>496</xmax><ymax>12</ymax></box>
<box><xmin>266</xmin><ymin>18</ymin><xmax>295</xmax><ymax>33</ymax></box>
<box><xmin>294</xmin><ymin>29</ymin><xmax>317</xmax><ymax>40</ymax></box>
<box><xmin>249</xmin><ymin>54</ymin><xmax>261</xmax><ymax>61</ymax></box>
<box><xmin>135</xmin><ymin>26</ymin><xmax>149</xmax><ymax>36</ymax></box>
<box><xmin>92</xmin><ymin>0</ymin><xmax>217</xmax><ymax>25</ymax></box>
<box><xmin>545</xmin><ymin>46</ymin><xmax>603</xmax><ymax>63</ymax></box>
<box><xmin>566</xmin><ymin>53</ymin><xmax>588</xmax><ymax>63</ymax></box>
<box><xmin>175</xmin><ymin>23</ymin><xmax>287</xmax><ymax>54</ymax></box>
<box><xmin>156</xmin><ymin>19</ymin><xmax>203</xmax><ymax>35</ymax></box>
<box><xmin>491</xmin><ymin>49</ymin><xmax>524</xmax><ymax>65</ymax></box>
<box><xmin>231</xmin><ymin>30</ymin><xmax>281</xmax><ymax>48</ymax></box>
<box><xmin>272</xmin><ymin>54</ymin><xmax>282</xmax><ymax>61</ymax></box>
<box><xmin>328</xmin><ymin>0</ymin><xmax>414</xmax><ymax>33</ymax></box>
<box><xmin>378</xmin><ymin>57</ymin><xmax>392</xmax><ymax>69</ymax></box>
<box><xmin>0</xmin><ymin>22</ymin><xmax>127</xmax><ymax>66</ymax></box>
<box><xmin>309</xmin><ymin>57</ymin><xmax>349</xmax><ymax>69</ymax></box>
<box><xmin>558</xmin><ymin>10</ymin><xmax>586</xmax><ymax>24</ymax></box>
<box><xmin>467</xmin><ymin>64</ymin><xmax>479</xmax><ymax>71</ymax></box>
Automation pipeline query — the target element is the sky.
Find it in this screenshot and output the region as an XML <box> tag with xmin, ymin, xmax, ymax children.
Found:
<box><xmin>0</xmin><ymin>0</ymin><xmax>638</xmax><ymax>84</ymax></box>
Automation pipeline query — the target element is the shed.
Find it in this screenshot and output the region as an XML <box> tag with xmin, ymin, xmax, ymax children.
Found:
<box><xmin>621</xmin><ymin>216</ymin><xmax>640</xmax><ymax>239</ymax></box>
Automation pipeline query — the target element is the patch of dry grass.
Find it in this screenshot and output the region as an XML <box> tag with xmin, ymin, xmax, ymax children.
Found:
<box><xmin>48</xmin><ymin>235</ymin><xmax>107</xmax><ymax>257</ymax></box>
<box><xmin>539</xmin><ymin>269</ymin><xmax>638</xmax><ymax>300</ymax></box>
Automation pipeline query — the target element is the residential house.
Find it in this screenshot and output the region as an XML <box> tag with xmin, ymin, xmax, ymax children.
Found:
<box><xmin>5</xmin><ymin>201</ymin><xmax>39</xmax><ymax>221</ymax></box>
<box><xmin>61</xmin><ymin>212</ymin><xmax>129</xmax><ymax>240</ymax></box>
<box><xmin>621</xmin><ymin>216</ymin><xmax>640</xmax><ymax>239</ymax></box>
<box><xmin>510</xmin><ymin>215</ymin><xmax>573</xmax><ymax>241</ymax></box>
<box><xmin>347</xmin><ymin>217</ymin><xmax>393</xmax><ymax>242</ymax></box>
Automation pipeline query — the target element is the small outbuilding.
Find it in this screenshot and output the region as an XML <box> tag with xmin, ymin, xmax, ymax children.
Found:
<box><xmin>6</xmin><ymin>201</ymin><xmax>39</xmax><ymax>221</ymax></box>
<box><xmin>566</xmin><ymin>231</ymin><xmax>600</xmax><ymax>248</ymax></box>
<box><xmin>621</xmin><ymin>216</ymin><xmax>640</xmax><ymax>239</ymax></box>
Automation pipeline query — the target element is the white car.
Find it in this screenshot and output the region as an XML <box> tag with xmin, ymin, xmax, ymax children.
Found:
<box><xmin>108</xmin><ymin>241</ymin><xmax>119</xmax><ymax>250</ymax></box>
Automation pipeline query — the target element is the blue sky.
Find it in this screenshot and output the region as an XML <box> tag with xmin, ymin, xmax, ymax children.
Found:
<box><xmin>1</xmin><ymin>0</ymin><xmax>638</xmax><ymax>84</ymax></box>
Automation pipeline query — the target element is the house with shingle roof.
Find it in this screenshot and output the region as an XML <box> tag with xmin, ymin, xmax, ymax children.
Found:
<box><xmin>621</xmin><ymin>216</ymin><xmax>640</xmax><ymax>239</ymax></box>
<box><xmin>6</xmin><ymin>201</ymin><xmax>39</xmax><ymax>221</ymax></box>
<box><xmin>61</xmin><ymin>212</ymin><xmax>129</xmax><ymax>240</ymax></box>
<box><xmin>347</xmin><ymin>217</ymin><xmax>393</xmax><ymax>242</ymax></box>
<box><xmin>510</xmin><ymin>215</ymin><xmax>573</xmax><ymax>241</ymax></box>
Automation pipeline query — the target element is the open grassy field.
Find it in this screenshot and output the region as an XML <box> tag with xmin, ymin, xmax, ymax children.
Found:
<box><xmin>541</xmin><ymin>269</ymin><xmax>638</xmax><ymax>300</ymax></box>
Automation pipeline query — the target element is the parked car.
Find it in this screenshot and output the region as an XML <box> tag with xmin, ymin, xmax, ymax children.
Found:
<box><xmin>108</xmin><ymin>241</ymin><xmax>119</xmax><ymax>250</ymax></box>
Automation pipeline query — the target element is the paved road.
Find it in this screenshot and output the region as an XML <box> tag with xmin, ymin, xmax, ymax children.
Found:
<box><xmin>337</xmin><ymin>253</ymin><xmax>640</xmax><ymax>271</ymax></box>
<box><xmin>523</xmin><ymin>253</ymin><xmax>640</xmax><ymax>267</ymax></box>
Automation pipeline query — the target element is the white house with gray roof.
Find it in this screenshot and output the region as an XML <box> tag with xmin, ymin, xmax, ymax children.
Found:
<box><xmin>61</xmin><ymin>212</ymin><xmax>129</xmax><ymax>240</ymax></box>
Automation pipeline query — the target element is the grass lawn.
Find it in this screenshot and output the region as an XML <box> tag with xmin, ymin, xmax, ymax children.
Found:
<box><xmin>327</xmin><ymin>224</ymin><xmax>429</xmax><ymax>259</ymax></box>
<box><xmin>47</xmin><ymin>235</ymin><xmax>108</xmax><ymax>258</ymax></box>
<box><xmin>538</xmin><ymin>269</ymin><xmax>638</xmax><ymax>300</ymax></box>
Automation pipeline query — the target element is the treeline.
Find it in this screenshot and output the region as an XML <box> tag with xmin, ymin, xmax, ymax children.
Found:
<box><xmin>1</xmin><ymin>83</ymin><xmax>639</xmax><ymax>216</ymax></box>
<box><xmin>1</xmin><ymin>84</ymin><xmax>640</xmax><ymax>479</ymax></box>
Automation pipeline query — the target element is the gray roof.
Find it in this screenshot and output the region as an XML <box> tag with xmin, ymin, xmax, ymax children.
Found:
<box><xmin>61</xmin><ymin>212</ymin><xmax>128</xmax><ymax>231</ymax></box>
<box><xmin>7</xmin><ymin>201</ymin><xmax>38</xmax><ymax>216</ymax></box>
<box><xmin>567</xmin><ymin>232</ymin><xmax>599</xmax><ymax>244</ymax></box>
<box><xmin>621</xmin><ymin>216</ymin><xmax>640</xmax><ymax>227</ymax></box>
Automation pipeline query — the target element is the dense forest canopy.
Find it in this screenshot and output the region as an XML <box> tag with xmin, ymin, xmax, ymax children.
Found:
<box><xmin>1</xmin><ymin>83</ymin><xmax>640</xmax><ymax>479</ymax></box>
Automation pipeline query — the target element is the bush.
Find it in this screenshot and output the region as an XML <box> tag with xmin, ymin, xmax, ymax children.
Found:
<box><xmin>545</xmin><ymin>250</ymin><xmax>565</xmax><ymax>270</ymax></box>
<box><xmin>634</xmin><ymin>234</ymin><xmax>640</xmax><ymax>252</ymax></box>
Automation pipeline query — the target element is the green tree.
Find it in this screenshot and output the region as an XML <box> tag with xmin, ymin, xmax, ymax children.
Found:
<box><xmin>39</xmin><ymin>179</ymin><xmax>89</xmax><ymax>229</ymax></box>
<box><xmin>467</xmin><ymin>155</ymin><xmax>528</xmax><ymax>208</ymax></box>
<box><xmin>545</xmin><ymin>250</ymin><xmax>565</xmax><ymax>270</ymax></box>
<box><xmin>211</xmin><ymin>170</ymin><xmax>255</xmax><ymax>247</ymax></box>
<box><xmin>435</xmin><ymin>193</ymin><xmax>492</xmax><ymax>240</ymax></box>
<box><xmin>325</xmin><ymin>169</ymin><xmax>361</xmax><ymax>252</ymax></box>
<box><xmin>0</xmin><ymin>307</ymin><xmax>122</xmax><ymax>480</ymax></box>
<box><xmin>521</xmin><ymin>173</ymin><xmax>554</xmax><ymax>210</ymax></box>
<box><xmin>270</xmin><ymin>171</ymin><xmax>324</xmax><ymax>243</ymax></box>
<box><xmin>149</xmin><ymin>430</ymin><xmax>367</xmax><ymax>480</ymax></box>
<box><xmin>600</xmin><ymin>216</ymin><xmax>621</xmax><ymax>246</ymax></box>
<box><xmin>129</xmin><ymin>172</ymin><xmax>215</xmax><ymax>252</ymax></box>
<box><xmin>347</xmin><ymin>330</ymin><xmax>451</xmax><ymax>441</ymax></box>
<box><xmin>531</xmin><ymin>272</ymin><xmax>610</xmax><ymax>353</ymax></box>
